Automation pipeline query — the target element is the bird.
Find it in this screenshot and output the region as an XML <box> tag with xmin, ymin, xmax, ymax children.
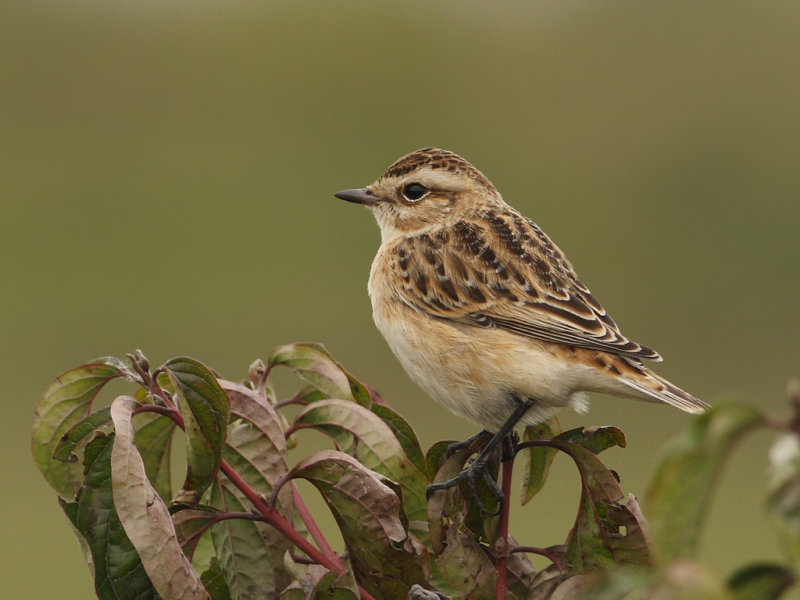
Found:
<box><xmin>335</xmin><ymin>147</ymin><xmax>707</xmax><ymax>503</ymax></box>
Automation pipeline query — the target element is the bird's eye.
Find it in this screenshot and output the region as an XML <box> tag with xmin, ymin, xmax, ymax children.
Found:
<box><xmin>402</xmin><ymin>183</ymin><xmax>429</xmax><ymax>202</ymax></box>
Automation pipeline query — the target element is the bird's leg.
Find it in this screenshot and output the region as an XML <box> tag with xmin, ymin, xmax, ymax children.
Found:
<box><xmin>502</xmin><ymin>430</ymin><xmax>520</xmax><ymax>462</ymax></box>
<box><xmin>427</xmin><ymin>397</ymin><xmax>534</xmax><ymax>512</ymax></box>
<box><xmin>444</xmin><ymin>429</ymin><xmax>491</xmax><ymax>458</ymax></box>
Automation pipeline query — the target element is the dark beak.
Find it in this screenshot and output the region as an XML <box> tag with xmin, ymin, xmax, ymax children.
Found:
<box><xmin>334</xmin><ymin>187</ymin><xmax>380</xmax><ymax>205</ymax></box>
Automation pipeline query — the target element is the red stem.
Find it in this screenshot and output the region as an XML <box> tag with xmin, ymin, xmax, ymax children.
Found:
<box><xmin>218</xmin><ymin>461</ymin><xmax>336</xmax><ymax>567</ymax></box>
<box><xmin>181</xmin><ymin>512</ymin><xmax>265</xmax><ymax>556</ymax></box>
<box><xmin>139</xmin><ymin>407</ymin><xmax>329</xmax><ymax>564</ymax></box>
<box><xmin>292</xmin><ymin>483</ymin><xmax>345</xmax><ymax>571</ymax></box>
<box><xmin>510</xmin><ymin>546</ymin><xmax>565</xmax><ymax>572</ymax></box>
<box><xmin>284</xmin><ymin>424</ymin><xmax>299</xmax><ymax>440</ymax></box>
<box><xmin>220</xmin><ymin>461</ymin><xmax>378</xmax><ymax>600</ymax></box>
<box><xmin>135</xmin><ymin>403</ymin><xmax>185</xmax><ymax>428</ymax></box>
<box><xmin>496</xmin><ymin>454</ymin><xmax>515</xmax><ymax>600</ymax></box>
<box><xmin>137</xmin><ymin>401</ymin><xmax>377</xmax><ymax>600</ymax></box>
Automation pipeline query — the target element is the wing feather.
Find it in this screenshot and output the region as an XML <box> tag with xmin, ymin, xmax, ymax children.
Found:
<box><xmin>389</xmin><ymin>206</ymin><xmax>662</xmax><ymax>361</ymax></box>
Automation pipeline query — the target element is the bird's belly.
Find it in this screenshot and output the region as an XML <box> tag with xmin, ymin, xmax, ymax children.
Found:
<box><xmin>370</xmin><ymin>299</ymin><xmax>593</xmax><ymax>432</ymax></box>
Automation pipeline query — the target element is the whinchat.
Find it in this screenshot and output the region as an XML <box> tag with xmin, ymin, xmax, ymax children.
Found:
<box><xmin>336</xmin><ymin>148</ymin><xmax>707</xmax><ymax>447</ymax></box>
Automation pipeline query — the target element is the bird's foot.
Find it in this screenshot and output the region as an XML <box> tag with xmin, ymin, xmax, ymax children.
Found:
<box><xmin>426</xmin><ymin>454</ymin><xmax>503</xmax><ymax>515</ymax></box>
<box><xmin>502</xmin><ymin>430</ymin><xmax>520</xmax><ymax>461</ymax></box>
<box><xmin>444</xmin><ymin>430</ymin><xmax>491</xmax><ymax>458</ymax></box>
<box><xmin>428</xmin><ymin>399</ymin><xmax>534</xmax><ymax>515</ymax></box>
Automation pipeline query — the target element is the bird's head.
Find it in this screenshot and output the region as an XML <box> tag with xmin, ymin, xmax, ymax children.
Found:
<box><xmin>335</xmin><ymin>147</ymin><xmax>502</xmax><ymax>242</ymax></box>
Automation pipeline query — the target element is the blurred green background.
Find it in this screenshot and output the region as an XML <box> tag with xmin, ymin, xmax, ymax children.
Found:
<box><xmin>4</xmin><ymin>1</ymin><xmax>799</xmax><ymax>597</ymax></box>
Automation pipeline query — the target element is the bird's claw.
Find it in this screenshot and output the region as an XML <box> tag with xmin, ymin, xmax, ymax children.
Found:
<box><xmin>444</xmin><ymin>430</ymin><xmax>490</xmax><ymax>459</ymax></box>
<box><xmin>426</xmin><ymin>457</ymin><xmax>504</xmax><ymax>515</ymax></box>
<box><xmin>502</xmin><ymin>430</ymin><xmax>520</xmax><ymax>461</ymax></box>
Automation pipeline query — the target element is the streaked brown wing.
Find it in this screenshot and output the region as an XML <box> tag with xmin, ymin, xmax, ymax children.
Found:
<box><xmin>389</xmin><ymin>206</ymin><xmax>661</xmax><ymax>361</ymax></box>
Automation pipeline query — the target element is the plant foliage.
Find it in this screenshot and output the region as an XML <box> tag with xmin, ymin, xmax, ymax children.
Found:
<box><xmin>31</xmin><ymin>344</ymin><xmax>800</xmax><ymax>599</ymax></box>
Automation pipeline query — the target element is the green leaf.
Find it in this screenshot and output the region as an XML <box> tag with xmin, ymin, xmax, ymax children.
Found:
<box><xmin>547</xmin><ymin>573</ymin><xmax>601</xmax><ymax>599</ymax></box>
<box><xmin>289</xmin><ymin>449</ymin><xmax>428</xmax><ymax>599</ymax></box>
<box><xmin>522</xmin><ymin>424</ymin><xmax>626</xmax><ymax>516</ymax></box>
<box><xmin>280</xmin><ymin>558</ymin><xmax>329</xmax><ymax>600</ymax></box>
<box><xmin>53</xmin><ymin>407</ymin><xmax>113</xmax><ymax>463</ymax></box>
<box><xmin>462</xmin><ymin>450</ymin><xmax>502</xmax><ymax>543</ymax></box>
<box><xmin>428</xmin><ymin>525</ymin><xmax>496</xmax><ymax>599</ymax></box>
<box><xmin>767</xmin><ymin>433</ymin><xmax>800</xmax><ymax>565</ymax></box>
<box><xmin>504</xmin><ymin>535</ymin><xmax>538</xmax><ymax>598</ymax></box>
<box><xmin>277</xmin><ymin>560</ymin><xmax>359</xmax><ymax>600</ymax></box>
<box><xmin>172</xmin><ymin>507</ymin><xmax>221</xmax><ymax>560</ymax></box>
<box><xmin>520</xmin><ymin>418</ymin><xmax>562</xmax><ymax>505</ymax></box>
<box><xmin>221</xmin><ymin>380</ymin><xmax>293</xmax><ymax>511</ymax></box>
<box><xmin>589</xmin><ymin>561</ymin><xmax>732</xmax><ymax>600</ymax></box>
<box><xmin>406</xmin><ymin>584</ymin><xmax>452</xmax><ymax>600</ymax></box>
<box><xmin>570</xmin><ymin>560</ymin><xmax>739</xmax><ymax>600</ymax></box>
<box><xmin>427</xmin><ymin>434</ymin><xmax>502</xmax><ymax>545</ymax></box>
<box><xmin>645</xmin><ymin>404</ymin><xmax>763</xmax><ymax>562</ymax></box>
<box><xmin>268</xmin><ymin>342</ymin><xmax>371</xmax><ymax>407</ymax></box>
<box><xmin>309</xmin><ymin>569</ymin><xmax>361</xmax><ymax>600</ymax></box>
<box><xmin>542</xmin><ymin>439</ymin><xmax>652</xmax><ymax>573</ymax></box>
<box><xmin>427</xmin><ymin>435</ymin><xmax>500</xmax><ymax>553</ymax></box>
<box><xmin>728</xmin><ymin>563</ymin><xmax>796</xmax><ymax>600</ymax></box>
<box><xmin>166</xmin><ymin>357</ymin><xmax>230</xmax><ymax>504</ymax></box>
<box><xmin>573</xmin><ymin>566</ymin><xmax>651</xmax><ymax>600</ymax></box>
<box><xmin>371</xmin><ymin>403</ymin><xmax>426</xmax><ymax>474</ymax></box>
<box><xmin>288</xmin><ymin>384</ymin><xmax>329</xmax><ymax>406</ymax></box>
<box><xmin>33</xmin><ymin>358</ymin><xmax>130</xmax><ymax>499</ymax></box>
<box><xmin>425</xmin><ymin>440</ymin><xmax>453</xmax><ymax>483</ymax></box>
<box><xmin>427</xmin><ymin>444</ymin><xmax>469</xmax><ymax>556</ymax></box>
<box><xmin>135</xmin><ymin>412</ymin><xmax>177</xmax><ymax>501</ymax></box>
<box><xmin>555</xmin><ymin>425</ymin><xmax>626</xmax><ymax>455</ymax></box>
<box><xmin>190</xmin><ymin>528</ymin><xmax>216</xmax><ymax>583</ymax></box>
<box><xmin>279</xmin><ymin>586</ymin><xmax>307</xmax><ymax>600</ymax></box>
<box><xmin>279</xmin><ymin>582</ymin><xmax>308</xmax><ymax>600</ymax></box>
<box><xmin>209</xmin><ymin>482</ymin><xmax>283</xmax><ymax>600</ymax></box>
<box><xmin>61</xmin><ymin>433</ymin><xmax>162</xmax><ymax>600</ymax></box>
<box><xmin>208</xmin><ymin>381</ymin><xmax>295</xmax><ymax>599</ymax></box>
<box><xmin>200</xmin><ymin>558</ymin><xmax>231</xmax><ymax>600</ymax></box>
<box><xmin>110</xmin><ymin>395</ymin><xmax>210</xmax><ymax>599</ymax></box>
<box><xmin>293</xmin><ymin>398</ymin><xmax>428</xmax><ymax>523</ymax></box>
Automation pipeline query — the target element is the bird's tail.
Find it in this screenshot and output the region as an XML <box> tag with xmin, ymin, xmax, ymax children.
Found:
<box><xmin>617</xmin><ymin>367</ymin><xmax>708</xmax><ymax>414</ymax></box>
